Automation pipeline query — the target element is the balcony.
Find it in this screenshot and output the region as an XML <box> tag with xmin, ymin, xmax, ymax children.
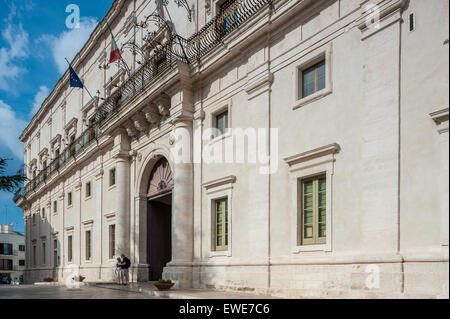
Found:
<box><xmin>17</xmin><ymin>0</ymin><xmax>272</xmax><ymax>199</ymax></box>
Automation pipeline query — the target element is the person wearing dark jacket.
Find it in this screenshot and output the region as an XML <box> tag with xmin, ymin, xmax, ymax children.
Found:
<box><xmin>120</xmin><ymin>254</ymin><xmax>131</xmax><ymax>285</ymax></box>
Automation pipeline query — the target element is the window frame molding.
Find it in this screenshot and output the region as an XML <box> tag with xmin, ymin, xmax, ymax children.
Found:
<box><xmin>105</xmin><ymin>215</ymin><xmax>116</xmax><ymax>261</ymax></box>
<box><xmin>284</xmin><ymin>143</ymin><xmax>340</xmax><ymax>253</ymax></box>
<box><xmin>67</xmin><ymin>191</ymin><xmax>73</xmax><ymax>208</ymax></box>
<box><xmin>85</xmin><ymin>181</ymin><xmax>93</xmax><ymax>200</ymax></box>
<box><xmin>293</xmin><ymin>43</ymin><xmax>333</xmax><ymax>110</ymax></box>
<box><xmin>82</xmin><ymin>219</ymin><xmax>94</xmax><ymax>264</ymax></box>
<box><xmin>109</xmin><ymin>167</ymin><xmax>117</xmax><ymax>190</ymax></box>
<box><xmin>208</xmin><ymin>100</ymin><xmax>232</xmax><ymax>143</ymax></box>
<box><xmin>65</xmin><ymin>228</ymin><xmax>74</xmax><ymax>264</ymax></box>
<box><xmin>203</xmin><ymin>175</ymin><xmax>236</xmax><ymax>258</ymax></box>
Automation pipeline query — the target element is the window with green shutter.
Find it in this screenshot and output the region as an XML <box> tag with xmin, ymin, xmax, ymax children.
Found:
<box><xmin>215</xmin><ymin>198</ymin><xmax>229</xmax><ymax>251</ymax></box>
<box><xmin>301</xmin><ymin>175</ymin><xmax>327</xmax><ymax>245</ymax></box>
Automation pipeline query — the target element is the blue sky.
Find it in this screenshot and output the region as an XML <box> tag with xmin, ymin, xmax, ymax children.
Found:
<box><xmin>0</xmin><ymin>0</ymin><xmax>113</xmax><ymax>233</ymax></box>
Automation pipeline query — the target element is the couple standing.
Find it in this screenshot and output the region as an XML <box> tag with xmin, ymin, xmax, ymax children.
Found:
<box><xmin>116</xmin><ymin>254</ymin><xmax>131</xmax><ymax>285</ymax></box>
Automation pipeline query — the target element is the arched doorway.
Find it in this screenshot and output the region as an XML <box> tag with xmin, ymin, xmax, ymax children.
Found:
<box><xmin>147</xmin><ymin>157</ymin><xmax>173</xmax><ymax>281</ymax></box>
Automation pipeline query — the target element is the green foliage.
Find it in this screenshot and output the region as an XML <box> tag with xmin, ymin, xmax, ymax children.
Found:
<box><xmin>158</xmin><ymin>279</ymin><xmax>173</xmax><ymax>284</ymax></box>
<box><xmin>0</xmin><ymin>158</ymin><xmax>26</xmax><ymax>193</ymax></box>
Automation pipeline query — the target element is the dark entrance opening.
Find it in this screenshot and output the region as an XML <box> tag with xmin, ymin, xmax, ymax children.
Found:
<box><xmin>146</xmin><ymin>158</ymin><xmax>173</xmax><ymax>282</ymax></box>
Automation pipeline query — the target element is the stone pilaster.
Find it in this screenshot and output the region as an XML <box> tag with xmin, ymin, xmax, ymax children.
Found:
<box><xmin>112</xmin><ymin>128</ymin><xmax>131</xmax><ymax>258</ymax></box>
<box><xmin>94</xmin><ymin>169</ymin><xmax>104</xmax><ymax>280</ymax></box>
<box><xmin>164</xmin><ymin>117</ymin><xmax>194</xmax><ymax>288</ymax></box>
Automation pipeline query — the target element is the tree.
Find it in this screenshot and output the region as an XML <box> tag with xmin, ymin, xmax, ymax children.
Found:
<box><xmin>0</xmin><ymin>158</ymin><xmax>26</xmax><ymax>193</ymax></box>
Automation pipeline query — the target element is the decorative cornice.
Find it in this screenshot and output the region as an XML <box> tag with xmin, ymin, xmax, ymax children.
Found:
<box><xmin>357</xmin><ymin>0</ymin><xmax>408</xmax><ymax>31</ymax></box>
<box><xmin>64</xmin><ymin>117</ymin><xmax>79</xmax><ymax>132</ymax></box>
<box><xmin>430</xmin><ymin>107</ymin><xmax>449</xmax><ymax>134</ymax></box>
<box><xmin>284</xmin><ymin>143</ymin><xmax>341</xmax><ymax>167</ymax></box>
<box><xmin>430</xmin><ymin>108</ymin><xmax>449</xmax><ymax>125</ymax></box>
<box><xmin>105</xmin><ymin>213</ymin><xmax>116</xmax><ymax>220</ymax></box>
<box><xmin>82</xmin><ymin>219</ymin><xmax>94</xmax><ymax>226</ymax></box>
<box><xmin>245</xmin><ymin>71</ymin><xmax>274</xmax><ymax>100</ymax></box>
<box><xmin>203</xmin><ymin>175</ymin><xmax>237</xmax><ymax>190</ymax></box>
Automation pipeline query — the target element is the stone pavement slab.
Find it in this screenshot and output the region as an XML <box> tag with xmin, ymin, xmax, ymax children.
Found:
<box><xmin>94</xmin><ymin>282</ymin><xmax>281</xmax><ymax>299</ymax></box>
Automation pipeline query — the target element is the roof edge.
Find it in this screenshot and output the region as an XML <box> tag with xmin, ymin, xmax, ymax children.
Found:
<box><xmin>20</xmin><ymin>0</ymin><xmax>127</xmax><ymax>142</ymax></box>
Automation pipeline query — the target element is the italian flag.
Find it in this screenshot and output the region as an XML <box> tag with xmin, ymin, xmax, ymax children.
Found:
<box><xmin>109</xmin><ymin>32</ymin><xmax>122</xmax><ymax>64</ymax></box>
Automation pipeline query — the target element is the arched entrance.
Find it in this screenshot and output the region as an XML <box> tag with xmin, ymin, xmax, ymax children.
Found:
<box><xmin>147</xmin><ymin>157</ymin><xmax>173</xmax><ymax>281</ymax></box>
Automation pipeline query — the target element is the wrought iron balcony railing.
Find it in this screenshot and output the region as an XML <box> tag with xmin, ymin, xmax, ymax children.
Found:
<box><xmin>19</xmin><ymin>0</ymin><xmax>272</xmax><ymax>199</ymax></box>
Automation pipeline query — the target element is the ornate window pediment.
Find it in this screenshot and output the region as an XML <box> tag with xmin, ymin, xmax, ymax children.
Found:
<box><xmin>38</xmin><ymin>148</ymin><xmax>49</xmax><ymax>164</ymax></box>
<box><xmin>105</xmin><ymin>69</ymin><xmax>126</xmax><ymax>97</ymax></box>
<box><xmin>430</xmin><ymin>108</ymin><xmax>449</xmax><ymax>134</ymax></box>
<box><xmin>64</xmin><ymin>118</ymin><xmax>78</xmax><ymax>144</ymax></box>
<box><xmin>50</xmin><ymin>134</ymin><xmax>62</xmax><ymax>156</ymax></box>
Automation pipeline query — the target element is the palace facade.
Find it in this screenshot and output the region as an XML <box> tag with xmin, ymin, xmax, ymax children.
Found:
<box><xmin>15</xmin><ymin>0</ymin><xmax>449</xmax><ymax>298</ymax></box>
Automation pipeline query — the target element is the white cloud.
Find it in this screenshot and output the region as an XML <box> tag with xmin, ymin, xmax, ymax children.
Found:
<box><xmin>38</xmin><ymin>17</ymin><xmax>98</xmax><ymax>74</ymax></box>
<box><xmin>30</xmin><ymin>85</ymin><xmax>50</xmax><ymax>116</ymax></box>
<box><xmin>0</xmin><ymin>23</ymin><xmax>29</xmax><ymax>91</ymax></box>
<box><xmin>0</xmin><ymin>100</ymin><xmax>26</xmax><ymax>159</ymax></box>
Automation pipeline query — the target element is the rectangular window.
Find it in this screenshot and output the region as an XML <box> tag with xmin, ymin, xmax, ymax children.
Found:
<box><xmin>53</xmin><ymin>201</ymin><xmax>57</xmax><ymax>214</ymax></box>
<box><xmin>301</xmin><ymin>175</ymin><xmax>327</xmax><ymax>245</ymax></box>
<box><xmin>86</xmin><ymin>182</ymin><xmax>92</xmax><ymax>198</ymax></box>
<box><xmin>32</xmin><ymin>214</ymin><xmax>36</xmax><ymax>225</ymax></box>
<box><xmin>0</xmin><ymin>243</ymin><xmax>13</xmax><ymax>255</ymax></box>
<box><xmin>302</xmin><ymin>60</ymin><xmax>326</xmax><ymax>98</ymax></box>
<box><xmin>68</xmin><ymin>236</ymin><xmax>73</xmax><ymax>263</ymax></box>
<box><xmin>214</xmin><ymin>199</ymin><xmax>229</xmax><ymax>251</ymax></box>
<box><xmin>85</xmin><ymin>231</ymin><xmax>91</xmax><ymax>261</ymax></box>
<box><xmin>215</xmin><ymin>111</ymin><xmax>229</xmax><ymax>137</ymax></box>
<box><xmin>32</xmin><ymin>245</ymin><xmax>36</xmax><ymax>266</ymax></box>
<box><xmin>408</xmin><ymin>13</ymin><xmax>416</xmax><ymax>32</ymax></box>
<box><xmin>19</xmin><ymin>245</ymin><xmax>25</xmax><ymax>252</ymax></box>
<box><xmin>0</xmin><ymin>259</ymin><xmax>13</xmax><ymax>271</ymax></box>
<box><xmin>54</xmin><ymin>250</ymin><xmax>58</xmax><ymax>267</ymax></box>
<box><xmin>110</xmin><ymin>169</ymin><xmax>116</xmax><ymax>187</ymax></box>
<box><xmin>109</xmin><ymin>225</ymin><xmax>116</xmax><ymax>259</ymax></box>
<box><xmin>42</xmin><ymin>242</ymin><xmax>46</xmax><ymax>265</ymax></box>
<box><xmin>54</xmin><ymin>239</ymin><xmax>58</xmax><ymax>267</ymax></box>
<box><xmin>19</xmin><ymin>260</ymin><xmax>25</xmax><ymax>267</ymax></box>
<box><xmin>42</xmin><ymin>208</ymin><xmax>46</xmax><ymax>219</ymax></box>
<box><xmin>68</xmin><ymin>192</ymin><xmax>73</xmax><ymax>206</ymax></box>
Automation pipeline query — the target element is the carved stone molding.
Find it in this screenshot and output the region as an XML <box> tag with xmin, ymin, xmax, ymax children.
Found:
<box><xmin>105</xmin><ymin>69</ymin><xmax>126</xmax><ymax>97</ymax></box>
<box><xmin>64</xmin><ymin>117</ymin><xmax>78</xmax><ymax>141</ymax></box>
<box><xmin>132</xmin><ymin>112</ymin><xmax>148</xmax><ymax>133</ymax></box>
<box><xmin>156</xmin><ymin>93</ymin><xmax>171</xmax><ymax>117</ymax></box>
<box><xmin>50</xmin><ymin>134</ymin><xmax>62</xmax><ymax>153</ymax></box>
<box><xmin>430</xmin><ymin>108</ymin><xmax>449</xmax><ymax>134</ymax></box>
<box><xmin>123</xmin><ymin>120</ymin><xmax>138</xmax><ymax>138</ymax></box>
<box><xmin>205</xmin><ymin>0</ymin><xmax>212</xmax><ymax>16</ymax></box>
<box><xmin>142</xmin><ymin>104</ymin><xmax>162</xmax><ymax>125</ymax></box>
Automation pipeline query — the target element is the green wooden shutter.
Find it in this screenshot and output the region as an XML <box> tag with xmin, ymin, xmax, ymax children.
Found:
<box><xmin>215</xmin><ymin>199</ymin><xmax>229</xmax><ymax>251</ymax></box>
<box><xmin>301</xmin><ymin>176</ymin><xmax>327</xmax><ymax>245</ymax></box>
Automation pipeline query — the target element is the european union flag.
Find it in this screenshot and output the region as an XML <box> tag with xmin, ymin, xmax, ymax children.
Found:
<box><xmin>69</xmin><ymin>65</ymin><xmax>83</xmax><ymax>88</ymax></box>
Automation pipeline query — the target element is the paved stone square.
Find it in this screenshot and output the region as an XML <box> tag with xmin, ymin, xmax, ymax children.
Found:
<box><xmin>0</xmin><ymin>285</ymin><xmax>160</xmax><ymax>299</ymax></box>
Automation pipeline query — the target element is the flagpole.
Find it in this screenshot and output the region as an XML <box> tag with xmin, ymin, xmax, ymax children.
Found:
<box><xmin>105</xmin><ymin>23</ymin><xmax>132</xmax><ymax>77</ymax></box>
<box><xmin>65</xmin><ymin>58</ymin><xmax>95</xmax><ymax>100</ymax></box>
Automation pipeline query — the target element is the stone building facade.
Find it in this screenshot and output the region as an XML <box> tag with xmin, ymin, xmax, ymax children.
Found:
<box><xmin>15</xmin><ymin>0</ymin><xmax>449</xmax><ymax>298</ymax></box>
<box><xmin>0</xmin><ymin>225</ymin><xmax>26</xmax><ymax>284</ymax></box>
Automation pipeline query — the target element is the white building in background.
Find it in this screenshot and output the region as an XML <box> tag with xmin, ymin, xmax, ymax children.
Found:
<box><xmin>0</xmin><ymin>225</ymin><xmax>26</xmax><ymax>284</ymax></box>
<box><xmin>15</xmin><ymin>0</ymin><xmax>449</xmax><ymax>298</ymax></box>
